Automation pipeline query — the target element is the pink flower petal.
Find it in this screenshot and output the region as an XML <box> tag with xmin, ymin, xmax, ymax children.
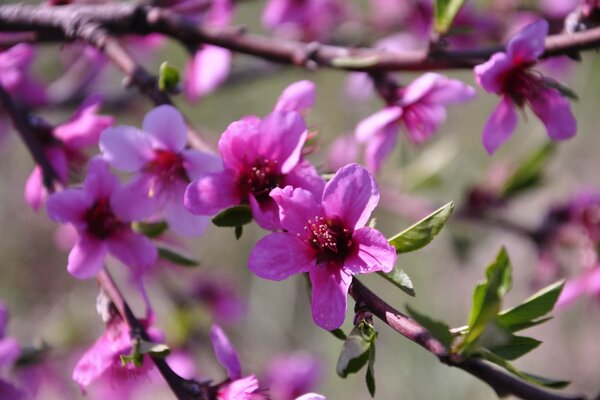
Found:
<box><xmin>270</xmin><ymin>186</ymin><xmax>324</xmax><ymax>235</ymax></box>
<box><xmin>258</xmin><ymin>111</ymin><xmax>307</xmax><ymax>174</ymax></box>
<box><xmin>474</xmin><ymin>52</ymin><xmax>513</xmax><ymax>94</ymax></box>
<box><xmin>210</xmin><ymin>324</ymin><xmax>241</xmax><ymax>380</ymax></box>
<box><xmin>482</xmin><ymin>96</ymin><xmax>518</xmax><ymax>154</ymax></box>
<box><xmin>282</xmin><ymin>160</ymin><xmax>326</xmax><ymax>198</ymax></box>
<box><xmin>528</xmin><ymin>87</ymin><xmax>577</xmax><ymax>141</ymax></box>
<box><xmin>344</xmin><ymin>227</ymin><xmax>396</xmax><ymax>275</ymax></box>
<box><xmin>24</xmin><ymin>167</ymin><xmax>44</xmax><ymax>211</ymax></box>
<box><xmin>419</xmin><ymin>75</ymin><xmax>477</xmax><ymax>105</ymax></box>
<box><xmin>249</xmin><ymin>195</ymin><xmax>281</xmax><ymax>230</ymax></box>
<box><xmin>364</xmin><ymin>123</ymin><xmax>398</xmax><ymax>173</ymax></box>
<box><xmin>67</xmin><ymin>234</ymin><xmax>108</xmax><ymax>279</ymax></box>
<box><xmin>185</xmin><ymin>45</ymin><xmax>231</xmax><ymax>103</ymax></box>
<box><xmin>309</xmin><ymin>264</ymin><xmax>351</xmax><ymax>330</ymax></box>
<box><xmin>248</xmin><ymin>233</ymin><xmax>314</xmax><ymax>280</ymax></box>
<box><xmin>164</xmin><ymin>193</ymin><xmax>210</xmax><ymax>237</ymax></box>
<box><xmin>53</xmin><ymin>96</ymin><xmax>114</xmax><ymax>148</ymax></box>
<box><xmin>507</xmin><ymin>19</ymin><xmax>548</xmax><ymax>64</ymax></box>
<box><xmin>401</xmin><ymin>73</ymin><xmax>441</xmax><ymax>105</ymax></box>
<box><xmin>326</xmin><ymin>134</ymin><xmax>360</xmax><ymax>172</ymax></box>
<box><xmin>184</xmin><ymin>171</ymin><xmax>239</xmax><ymax>215</ymax></box>
<box><xmin>111</xmin><ymin>175</ymin><xmax>156</xmax><ymax>222</ymax></box>
<box><xmin>355</xmin><ymin>107</ymin><xmax>402</xmax><ymax>143</ymax></box>
<box><xmin>274</xmin><ymin>80</ymin><xmax>316</xmax><ymax>112</ymax></box>
<box><xmin>142</xmin><ymin>105</ymin><xmax>188</xmax><ymax>152</ymax></box>
<box><xmin>84</xmin><ymin>158</ymin><xmax>122</xmax><ymax>200</ymax></box>
<box><xmin>182</xmin><ymin>149</ymin><xmax>222</xmax><ymax>181</ymax></box>
<box><xmin>46</xmin><ymin>189</ymin><xmax>90</xmax><ymax>226</ymax></box>
<box><xmin>0</xmin><ymin>338</ymin><xmax>20</xmax><ymax>368</ymax></box>
<box><xmin>218</xmin><ymin>375</ymin><xmax>260</xmax><ymax>400</ymax></box>
<box><xmin>402</xmin><ymin>103</ymin><xmax>447</xmax><ymax>144</ymax></box>
<box><xmin>557</xmin><ymin>267</ymin><xmax>600</xmax><ymax>307</ymax></box>
<box><xmin>0</xmin><ymin>379</ymin><xmax>22</xmax><ymax>400</ymax></box>
<box><xmin>107</xmin><ymin>230</ymin><xmax>157</xmax><ymax>270</ymax></box>
<box><xmin>99</xmin><ymin>127</ymin><xmax>153</xmax><ymax>172</ymax></box>
<box><xmin>218</xmin><ymin>118</ymin><xmax>261</xmax><ymax>171</ymax></box>
<box><xmin>322</xmin><ymin>164</ymin><xmax>379</xmax><ymax>230</ymax></box>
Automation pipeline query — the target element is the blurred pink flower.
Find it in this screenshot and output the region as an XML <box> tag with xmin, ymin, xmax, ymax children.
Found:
<box><xmin>191</xmin><ymin>274</ymin><xmax>246</xmax><ymax>324</ymax></box>
<box><xmin>474</xmin><ymin>19</ymin><xmax>577</xmax><ymax>154</ymax></box>
<box><xmin>249</xmin><ymin>164</ymin><xmax>396</xmax><ymax>329</ymax></box>
<box><xmin>326</xmin><ymin>134</ymin><xmax>360</xmax><ymax>172</ymax></box>
<box><xmin>47</xmin><ymin>158</ymin><xmax>157</xmax><ymax>279</ymax></box>
<box><xmin>356</xmin><ymin>73</ymin><xmax>475</xmax><ymax>172</ymax></box>
<box><xmin>0</xmin><ymin>44</ymin><xmax>46</xmax><ymax>107</ymax></box>
<box><xmin>0</xmin><ymin>302</ymin><xmax>23</xmax><ymax>400</ymax></box>
<box><xmin>264</xmin><ymin>352</ymin><xmax>322</xmax><ymax>400</ymax></box>
<box><xmin>556</xmin><ymin>265</ymin><xmax>600</xmax><ymax>308</ymax></box>
<box><xmin>100</xmin><ymin>105</ymin><xmax>220</xmax><ymax>237</ymax></box>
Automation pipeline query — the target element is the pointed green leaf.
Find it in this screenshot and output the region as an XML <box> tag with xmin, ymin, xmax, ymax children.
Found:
<box><xmin>406</xmin><ymin>305</ymin><xmax>453</xmax><ymax>349</ymax></box>
<box><xmin>365</xmin><ymin>345</ymin><xmax>376</xmax><ymax>397</ymax></box>
<box><xmin>377</xmin><ymin>267</ymin><xmax>415</xmax><ymax>296</ymax></box>
<box><xmin>488</xmin><ymin>335</ymin><xmax>541</xmax><ymax>361</ymax></box>
<box><xmin>132</xmin><ymin>221</ymin><xmax>168</xmax><ymax>238</ymax></box>
<box><xmin>336</xmin><ymin>321</ymin><xmax>377</xmax><ymax>378</ymax></box>
<box><xmin>158</xmin><ymin>247</ymin><xmax>199</xmax><ymax>267</ymax></box>
<box><xmin>544</xmin><ymin>79</ymin><xmax>579</xmax><ymax>101</ymax></box>
<box><xmin>502</xmin><ymin>317</ymin><xmax>553</xmax><ymax>332</ymax></box>
<box><xmin>388</xmin><ymin>202</ymin><xmax>454</xmax><ymax>254</ymax></box>
<box><xmin>434</xmin><ymin>0</ymin><xmax>467</xmax><ymax>34</ymax></box>
<box><xmin>158</xmin><ymin>61</ymin><xmax>180</xmax><ymax>92</ymax></box>
<box><xmin>497</xmin><ymin>281</ymin><xmax>564</xmax><ymax>332</ymax></box>
<box><xmin>235</xmin><ymin>225</ymin><xmax>243</xmax><ymax>240</ymax></box>
<box><xmin>501</xmin><ymin>143</ymin><xmax>555</xmax><ymax>198</ymax></box>
<box><xmin>212</xmin><ymin>205</ymin><xmax>253</xmax><ymax>227</ymax></box>
<box><xmin>330</xmin><ymin>328</ymin><xmax>348</xmax><ymax>341</ymax></box>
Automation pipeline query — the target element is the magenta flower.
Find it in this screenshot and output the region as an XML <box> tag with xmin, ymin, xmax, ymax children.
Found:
<box><xmin>46</xmin><ymin>158</ymin><xmax>157</xmax><ymax>279</ymax></box>
<box><xmin>100</xmin><ymin>105</ymin><xmax>220</xmax><ymax>237</ymax></box>
<box><xmin>0</xmin><ymin>44</ymin><xmax>46</xmax><ymax>107</ymax></box>
<box><xmin>25</xmin><ymin>96</ymin><xmax>114</xmax><ymax>211</ymax></box>
<box><xmin>264</xmin><ymin>352</ymin><xmax>322</xmax><ymax>400</ymax></box>
<box><xmin>355</xmin><ymin>73</ymin><xmax>475</xmax><ymax>173</ymax></box>
<box><xmin>184</xmin><ymin>110</ymin><xmax>324</xmax><ymax>230</ymax></box>
<box><xmin>474</xmin><ymin>19</ymin><xmax>577</xmax><ymax>154</ymax></box>
<box><xmin>273</xmin><ymin>80</ymin><xmax>316</xmax><ymax>113</ymax></box>
<box><xmin>249</xmin><ymin>164</ymin><xmax>396</xmax><ymax>330</ymax></box>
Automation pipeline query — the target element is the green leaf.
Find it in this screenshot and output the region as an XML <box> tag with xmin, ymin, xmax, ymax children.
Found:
<box><xmin>212</xmin><ymin>205</ymin><xmax>253</xmax><ymax>227</ymax></box>
<box><xmin>336</xmin><ymin>321</ymin><xmax>377</xmax><ymax>378</ymax></box>
<box><xmin>488</xmin><ymin>335</ymin><xmax>541</xmax><ymax>360</ymax></box>
<box><xmin>377</xmin><ymin>267</ymin><xmax>415</xmax><ymax>296</ymax></box>
<box><xmin>235</xmin><ymin>225</ymin><xmax>243</xmax><ymax>239</ymax></box>
<box><xmin>388</xmin><ymin>202</ymin><xmax>454</xmax><ymax>254</ymax></box>
<box><xmin>132</xmin><ymin>221</ymin><xmax>168</xmax><ymax>238</ymax></box>
<box><xmin>478</xmin><ymin>349</ymin><xmax>569</xmax><ymax>388</ymax></box>
<box><xmin>158</xmin><ymin>247</ymin><xmax>199</xmax><ymax>267</ymax></box>
<box><xmin>501</xmin><ymin>317</ymin><xmax>553</xmax><ymax>332</ymax></box>
<box><xmin>365</xmin><ymin>345</ymin><xmax>376</xmax><ymax>397</ymax></box>
<box><xmin>434</xmin><ymin>0</ymin><xmax>467</xmax><ymax>34</ymax></box>
<box><xmin>330</xmin><ymin>328</ymin><xmax>348</xmax><ymax>341</ymax></box>
<box><xmin>497</xmin><ymin>281</ymin><xmax>564</xmax><ymax>332</ymax></box>
<box><xmin>460</xmin><ymin>248</ymin><xmax>512</xmax><ymax>354</ymax></box>
<box><xmin>158</xmin><ymin>61</ymin><xmax>180</xmax><ymax>92</ymax></box>
<box><xmin>501</xmin><ymin>143</ymin><xmax>555</xmax><ymax>198</ymax></box>
<box><xmin>406</xmin><ymin>305</ymin><xmax>453</xmax><ymax>349</ymax></box>
<box><xmin>544</xmin><ymin>79</ymin><xmax>579</xmax><ymax>101</ymax></box>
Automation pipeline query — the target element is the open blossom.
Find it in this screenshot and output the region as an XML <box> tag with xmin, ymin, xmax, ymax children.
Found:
<box><xmin>46</xmin><ymin>158</ymin><xmax>157</xmax><ymax>279</ymax></box>
<box><xmin>185</xmin><ymin>100</ymin><xmax>323</xmax><ymax>229</ymax></box>
<box><xmin>249</xmin><ymin>164</ymin><xmax>396</xmax><ymax>329</ymax></box>
<box><xmin>25</xmin><ymin>96</ymin><xmax>114</xmax><ymax>211</ymax></box>
<box><xmin>474</xmin><ymin>19</ymin><xmax>577</xmax><ymax>154</ymax></box>
<box><xmin>100</xmin><ymin>105</ymin><xmax>220</xmax><ymax>237</ymax></box>
<box><xmin>356</xmin><ymin>73</ymin><xmax>475</xmax><ymax>173</ymax></box>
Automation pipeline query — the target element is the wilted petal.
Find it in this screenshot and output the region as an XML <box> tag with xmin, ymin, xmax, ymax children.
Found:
<box><xmin>248</xmin><ymin>233</ymin><xmax>313</xmax><ymax>280</ymax></box>
<box><xmin>344</xmin><ymin>227</ymin><xmax>396</xmax><ymax>275</ymax></box>
<box><xmin>528</xmin><ymin>87</ymin><xmax>577</xmax><ymax>141</ymax></box>
<box><xmin>322</xmin><ymin>164</ymin><xmax>379</xmax><ymax>230</ymax></box>
<box><xmin>309</xmin><ymin>265</ymin><xmax>351</xmax><ymax>330</ymax></box>
<box><xmin>182</xmin><ymin>149</ymin><xmax>222</xmax><ymax>180</ymax></box>
<box><xmin>258</xmin><ymin>111</ymin><xmax>307</xmax><ymax>174</ymax></box>
<box><xmin>507</xmin><ymin>19</ymin><xmax>548</xmax><ymax>64</ymax></box>
<box><xmin>107</xmin><ymin>230</ymin><xmax>157</xmax><ymax>270</ymax></box>
<box><xmin>67</xmin><ymin>234</ymin><xmax>107</xmax><ymax>279</ymax></box>
<box><xmin>355</xmin><ymin>107</ymin><xmax>402</xmax><ymax>143</ymax></box>
<box><xmin>99</xmin><ymin>126</ymin><xmax>153</xmax><ymax>172</ymax></box>
<box><xmin>274</xmin><ymin>80</ymin><xmax>316</xmax><ymax>112</ymax></box>
<box><xmin>282</xmin><ymin>160</ymin><xmax>325</xmax><ymax>198</ymax></box>
<box><xmin>46</xmin><ymin>189</ymin><xmax>90</xmax><ymax>225</ymax></box>
<box><xmin>184</xmin><ymin>171</ymin><xmax>239</xmax><ymax>215</ymax></box>
<box><xmin>364</xmin><ymin>124</ymin><xmax>398</xmax><ymax>174</ymax></box>
<box><xmin>474</xmin><ymin>52</ymin><xmax>513</xmax><ymax>94</ymax></box>
<box><xmin>142</xmin><ymin>105</ymin><xmax>188</xmax><ymax>152</ymax></box>
<box><xmin>185</xmin><ymin>46</ymin><xmax>231</xmax><ymax>103</ymax></box>
<box><xmin>482</xmin><ymin>96</ymin><xmax>518</xmax><ymax>154</ymax></box>
<box><xmin>210</xmin><ymin>324</ymin><xmax>241</xmax><ymax>380</ymax></box>
<box><xmin>270</xmin><ymin>186</ymin><xmax>323</xmax><ymax>235</ymax></box>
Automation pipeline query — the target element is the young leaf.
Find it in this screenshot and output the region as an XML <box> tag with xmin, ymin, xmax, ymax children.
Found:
<box><xmin>377</xmin><ymin>267</ymin><xmax>415</xmax><ymax>296</ymax></box>
<box><xmin>158</xmin><ymin>61</ymin><xmax>180</xmax><ymax>92</ymax></box>
<box><xmin>388</xmin><ymin>202</ymin><xmax>454</xmax><ymax>254</ymax></box>
<box><xmin>501</xmin><ymin>143</ymin><xmax>555</xmax><ymax>198</ymax></box>
<box><xmin>212</xmin><ymin>205</ymin><xmax>253</xmax><ymax>227</ymax></box>
<box><xmin>497</xmin><ymin>280</ymin><xmax>564</xmax><ymax>332</ymax></box>
<box><xmin>330</xmin><ymin>328</ymin><xmax>348</xmax><ymax>341</ymax></box>
<box><xmin>132</xmin><ymin>221</ymin><xmax>168</xmax><ymax>238</ymax></box>
<box><xmin>365</xmin><ymin>345</ymin><xmax>376</xmax><ymax>397</ymax></box>
<box><xmin>336</xmin><ymin>321</ymin><xmax>377</xmax><ymax>378</ymax></box>
<box><xmin>460</xmin><ymin>248</ymin><xmax>512</xmax><ymax>354</ymax></box>
<box><xmin>434</xmin><ymin>0</ymin><xmax>466</xmax><ymax>34</ymax></box>
<box><xmin>488</xmin><ymin>335</ymin><xmax>541</xmax><ymax>361</ymax></box>
<box><xmin>158</xmin><ymin>247</ymin><xmax>199</xmax><ymax>267</ymax></box>
<box><xmin>406</xmin><ymin>305</ymin><xmax>453</xmax><ymax>349</ymax></box>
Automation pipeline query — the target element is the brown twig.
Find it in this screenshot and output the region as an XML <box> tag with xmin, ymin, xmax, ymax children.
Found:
<box><xmin>349</xmin><ymin>278</ymin><xmax>586</xmax><ymax>400</ymax></box>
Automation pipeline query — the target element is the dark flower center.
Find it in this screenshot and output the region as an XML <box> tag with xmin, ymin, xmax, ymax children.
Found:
<box><xmin>85</xmin><ymin>197</ymin><xmax>125</xmax><ymax>239</ymax></box>
<box><xmin>147</xmin><ymin>150</ymin><xmax>188</xmax><ymax>183</ymax></box>
<box><xmin>303</xmin><ymin>216</ymin><xmax>353</xmax><ymax>264</ymax></box>
<box><xmin>502</xmin><ymin>67</ymin><xmax>545</xmax><ymax>107</ymax></box>
<box><xmin>239</xmin><ymin>158</ymin><xmax>282</xmax><ymax>203</ymax></box>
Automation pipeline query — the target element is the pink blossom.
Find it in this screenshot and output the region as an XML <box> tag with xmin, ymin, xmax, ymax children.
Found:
<box><xmin>100</xmin><ymin>105</ymin><xmax>220</xmax><ymax>237</ymax></box>
<box><xmin>25</xmin><ymin>96</ymin><xmax>114</xmax><ymax>211</ymax></box>
<box><xmin>262</xmin><ymin>0</ymin><xmax>350</xmax><ymax>41</ymax></box>
<box><xmin>355</xmin><ymin>73</ymin><xmax>475</xmax><ymax>173</ymax></box>
<box><xmin>249</xmin><ymin>164</ymin><xmax>396</xmax><ymax>329</ymax></box>
<box><xmin>326</xmin><ymin>133</ymin><xmax>360</xmax><ymax>172</ymax></box>
<box><xmin>0</xmin><ymin>44</ymin><xmax>46</xmax><ymax>107</ymax></box>
<box><xmin>274</xmin><ymin>80</ymin><xmax>316</xmax><ymax>113</ymax></box>
<box><xmin>184</xmin><ymin>109</ymin><xmax>324</xmax><ymax>230</ymax></box>
<box><xmin>556</xmin><ymin>264</ymin><xmax>600</xmax><ymax>308</ymax></box>
<box><xmin>46</xmin><ymin>158</ymin><xmax>157</xmax><ymax>279</ymax></box>
<box><xmin>264</xmin><ymin>352</ymin><xmax>322</xmax><ymax>400</ymax></box>
<box><xmin>474</xmin><ymin>19</ymin><xmax>577</xmax><ymax>154</ymax></box>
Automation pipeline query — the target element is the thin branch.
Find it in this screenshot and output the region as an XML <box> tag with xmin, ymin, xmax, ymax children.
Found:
<box><xmin>349</xmin><ymin>278</ymin><xmax>586</xmax><ymax>400</ymax></box>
